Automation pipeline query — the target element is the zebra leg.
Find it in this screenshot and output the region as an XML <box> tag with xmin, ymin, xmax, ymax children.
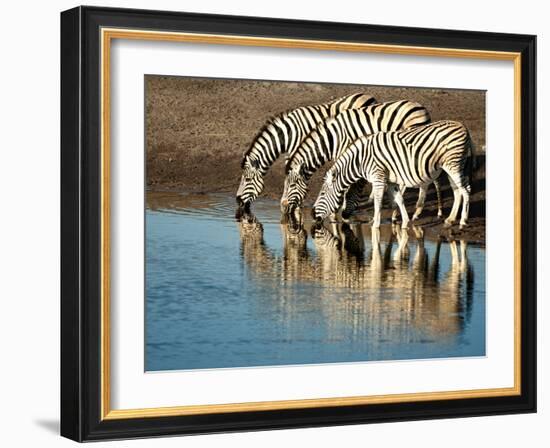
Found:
<box><xmin>412</xmin><ymin>184</ymin><xmax>427</xmax><ymax>221</ymax></box>
<box><xmin>446</xmin><ymin>171</ymin><xmax>471</xmax><ymax>229</ymax></box>
<box><xmin>371</xmin><ymin>182</ymin><xmax>386</xmax><ymax>229</ymax></box>
<box><xmin>458</xmin><ymin>184</ymin><xmax>470</xmax><ymax>229</ymax></box>
<box><xmin>434</xmin><ymin>178</ymin><xmax>443</xmax><ymax>218</ymax></box>
<box><xmin>459</xmin><ymin>189</ymin><xmax>470</xmax><ymax>229</ymax></box>
<box><xmin>363</xmin><ymin>188</ymin><xmax>375</xmax><ymax>225</ymax></box>
<box><xmin>389</xmin><ymin>184</ymin><xmax>410</xmax><ymax>229</ymax></box>
<box><xmin>391</xmin><ymin>185</ymin><xmax>406</xmax><ymax>224</ymax></box>
<box><xmin>444</xmin><ymin>176</ymin><xmax>462</xmax><ymax>227</ymax></box>
<box><xmin>457</xmin><ymin>171</ymin><xmax>471</xmax><ymax>229</ymax></box>
<box><xmin>367</xmin><ymin>188</ymin><xmax>374</xmax><ymax>205</ymax></box>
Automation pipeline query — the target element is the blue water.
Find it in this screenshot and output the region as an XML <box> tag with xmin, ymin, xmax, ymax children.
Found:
<box><xmin>145</xmin><ymin>192</ymin><xmax>486</xmax><ymax>371</ymax></box>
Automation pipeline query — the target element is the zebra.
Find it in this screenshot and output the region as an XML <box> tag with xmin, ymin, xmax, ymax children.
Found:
<box><xmin>281</xmin><ymin>100</ymin><xmax>443</xmax><ymax>222</ymax></box>
<box><xmin>235</xmin><ymin>92</ymin><xmax>376</xmax><ymax>215</ymax></box>
<box><xmin>312</xmin><ymin>120</ymin><xmax>474</xmax><ymax>229</ymax></box>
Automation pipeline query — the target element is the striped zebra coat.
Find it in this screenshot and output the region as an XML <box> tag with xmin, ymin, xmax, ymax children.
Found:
<box><xmin>282</xmin><ymin>100</ymin><xmax>442</xmax><ymax>221</ymax></box>
<box><xmin>235</xmin><ymin>92</ymin><xmax>376</xmax><ymax>214</ymax></box>
<box><xmin>312</xmin><ymin>120</ymin><xmax>474</xmax><ymax>229</ymax></box>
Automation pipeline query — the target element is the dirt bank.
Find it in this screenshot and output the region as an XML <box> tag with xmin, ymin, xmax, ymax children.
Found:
<box><xmin>146</xmin><ymin>76</ymin><xmax>485</xmax><ymax>243</ymax></box>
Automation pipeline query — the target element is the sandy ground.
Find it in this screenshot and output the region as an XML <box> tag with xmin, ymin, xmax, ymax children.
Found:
<box><xmin>146</xmin><ymin>76</ymin><xmax>485</xmax><ymax>243</ymax></box>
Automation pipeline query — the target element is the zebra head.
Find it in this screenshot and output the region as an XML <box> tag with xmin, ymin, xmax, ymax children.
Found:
<box><xmin>281</xmin><ymin>163</ymin><xmax>308</xmax><ymax>214</ymax></box>
<box><xmin>236</xmin><ymin>158</ymin><xmax>264</xmax><ymax>209</ymax></box>
<box><xmin>312</xmin><ymin>168</ymin><xmax>343</xmax><ymax>222</ymax></box>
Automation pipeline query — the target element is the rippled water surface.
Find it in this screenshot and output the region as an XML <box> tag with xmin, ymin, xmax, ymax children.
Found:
<box><xmin>145</xmin><ymin>191</ymin><xmax>486</xmax><ymax>371</ymax></box>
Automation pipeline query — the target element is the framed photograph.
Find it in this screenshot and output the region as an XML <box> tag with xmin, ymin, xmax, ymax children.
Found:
<box><xmin>60</xmin><ymin>6</ymin><xmax>536</xmax><ymax>441</ymax></box>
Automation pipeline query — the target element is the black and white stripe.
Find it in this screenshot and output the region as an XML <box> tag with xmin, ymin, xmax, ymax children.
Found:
<box><xmin>282</xmin><ymin>100</ymin><xmax>442</xmax><ymax>221</ymax></box>
<box><xmin>235</xmin><ymin>92</ymin><xmax>376</xmax><ymax>209</ymax></box>
<box><xmin>312</xmin><ymin>120</ymin><xmax>474</xmax><ymax>229</ymax></box>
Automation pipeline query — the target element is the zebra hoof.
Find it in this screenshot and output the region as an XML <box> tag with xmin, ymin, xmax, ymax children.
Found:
<box><xmin>443</xmin><ymin>221</ymin><xmax>454</xmax><ymax>228</ymax></box>
<box><xmin>459</xmin><ymin>222</ymin><xmax>468</xmax><ymax>230</ymax></box>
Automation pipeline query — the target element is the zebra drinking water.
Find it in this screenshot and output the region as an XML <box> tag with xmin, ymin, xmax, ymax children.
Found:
<box><xmin>312</xmin><ymin>120</ymin><xmax>475</xmax><ymax>229</ymax></box>
<box><xmin>282</xmin><ymin>100</ymin><xmax>442</xmax><ymax>221</ymax></box>
<box><xmin>235</xmin><ymin>92</ymin><xmax>376</xmax><ymax>217</ymax></box>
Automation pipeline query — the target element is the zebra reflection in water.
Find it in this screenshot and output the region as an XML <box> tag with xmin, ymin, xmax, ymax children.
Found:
<box><xmin>237</xmin><ymin>213</ymin><xmax>474</xmax><ymax>346</ymax></box>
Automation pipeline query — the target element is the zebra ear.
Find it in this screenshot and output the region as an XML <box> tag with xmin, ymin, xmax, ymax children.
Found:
<box><xmin>250</xmin><ymin>159</ymin><xmax>260</xmax><ymax>169</ymax></box>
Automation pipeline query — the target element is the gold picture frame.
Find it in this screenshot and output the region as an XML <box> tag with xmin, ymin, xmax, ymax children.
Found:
<box><xmin>61</xmin><ymin>6</ymin><xmax>536</xmax><ymax>441</ymax></box>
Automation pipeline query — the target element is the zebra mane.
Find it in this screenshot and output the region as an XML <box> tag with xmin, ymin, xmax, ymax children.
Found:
<box><xmin>284</xmin><ymin>123</ymin><xmax>319</xmax><ymax>175</ymax></box>
<box><xmin>240</xmin><ymin>92</ymin><xmax>372</xmax><ymax>168</ymax></box>
<box><xmin>285</xmin><ymin>111</ymin><xmax>351</xmax><ymax>175</ymax></box>
<box><xmin>240</xmin><ymin>112</ymin><xmax>292</xmax><ymax>168</ymax></box>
